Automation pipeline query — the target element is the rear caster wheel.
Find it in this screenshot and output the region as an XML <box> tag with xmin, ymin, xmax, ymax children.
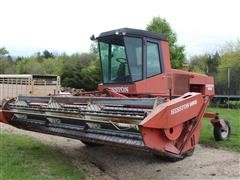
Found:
<box><xmin>81</xmin><ymin>140</ymin><xmax>103</xmax><ymax>146</ymax></box>
<box><xmin>213</xmin><ymin>120</ymin><xmax>231</xmax><ymax>141</ymax></box>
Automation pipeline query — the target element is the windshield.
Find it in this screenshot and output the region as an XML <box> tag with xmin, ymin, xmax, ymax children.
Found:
<box><xmin>99</xmin><ymin>36</ymin><xmax>143</xmax><ymax>84</ymax></box>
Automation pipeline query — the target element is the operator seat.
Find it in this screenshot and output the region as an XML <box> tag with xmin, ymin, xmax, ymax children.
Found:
<box><xmin>117</xmin><ymin>63</ymin><xmax>125</xmax><ymax>82</ymax></box>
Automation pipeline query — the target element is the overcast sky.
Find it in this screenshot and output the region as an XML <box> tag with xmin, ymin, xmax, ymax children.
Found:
<box><xmin>0</xmin><ymin>0</ymin><xmax>239</xmax><ymax>58</ymax></box>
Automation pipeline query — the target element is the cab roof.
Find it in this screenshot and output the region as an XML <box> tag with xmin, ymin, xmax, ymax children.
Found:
<box><xmin>97</xmin><ymin>28</ymin><xmax>167</xmax><ymax>41</ymax></box>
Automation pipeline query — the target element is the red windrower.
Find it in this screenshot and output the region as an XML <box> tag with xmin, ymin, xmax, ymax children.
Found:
<box><xmin>0</xmin><ymin>28</ymin><xmax>230</xmax><ymax>161</ymax></box>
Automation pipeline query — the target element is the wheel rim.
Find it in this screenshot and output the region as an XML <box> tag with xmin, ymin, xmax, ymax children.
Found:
<box><xmin>221</xmin><ymin>127</ymin><xmax>229</xmax><ymax>139</ymax></box>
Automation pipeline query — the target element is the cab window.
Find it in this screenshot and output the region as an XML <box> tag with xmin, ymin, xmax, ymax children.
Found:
<box><xmin>99</xmin><ymin>41</ymin><xmax>130</xmax><ymax>83</ymax></box>
<box><xmin>124</xmin><ymin>37</ymin><xmax>143</xmax><ymax>81</ymax></box>
<box><xmin>146</xmin><ymin>42</ymin><xmax>161</xmax><ymax>77</ymax></box>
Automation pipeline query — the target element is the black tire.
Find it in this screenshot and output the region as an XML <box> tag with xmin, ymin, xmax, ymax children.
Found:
<box><xmin>213</xmin><ymin>120</ymin><xmax>231</xmax><ymax>141</ymax></box>
<box><xmin>184</xmin><ymin>148</ymin><xmax>195</xmax><ymax>157</ymax></box>
<box><xmin>80</xmin><ymin>140</ymin><xmax>103</xmax><ymax>147</ymax></box>
<box><xmin>153</xmin><ymin>153</ymin><xmax>185</xmax><ymax>162</ymax></box>
<box><xmin>153</xmin><ymin>147</ymin><xmax>195</xmax><ymax>162</ymax></box>
<box><xmin>165</xmin><ymin>156</ymin><xmax>185</xmax><ymax>162</ymax></box>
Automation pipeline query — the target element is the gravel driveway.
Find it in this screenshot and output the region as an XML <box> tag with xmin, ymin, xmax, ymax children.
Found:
<box><xmin>1</xmin><ymin>123</ymin><xmax>239</xmax><ymax>180</ymax></box>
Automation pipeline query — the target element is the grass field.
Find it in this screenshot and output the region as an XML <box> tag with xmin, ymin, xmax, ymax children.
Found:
<box><xmin>200</xmin><ymin>107</ymin><xmax>240</xmax><ymax>152</ymax></box>
<box><xmin>0</xmin><ymin>133</ymin><xmax>85</xmax><ymax>180</ymax></box>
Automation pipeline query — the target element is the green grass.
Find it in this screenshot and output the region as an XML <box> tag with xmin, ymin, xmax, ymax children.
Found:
<box><xmin>0</xmin><ymin>133</ymin><xmax>85</xmax><ymax>180</ymax></box>
<box><xmin>200</xmin><ymin>107</ymin><xmax>240</xmax><ymax>152</ymax></box>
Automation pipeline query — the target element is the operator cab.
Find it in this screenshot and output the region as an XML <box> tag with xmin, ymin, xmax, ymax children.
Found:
<box><xmin>96</xmin><ymin>28</ymin><xmax>167</xmax><ymax>84</ymax></box>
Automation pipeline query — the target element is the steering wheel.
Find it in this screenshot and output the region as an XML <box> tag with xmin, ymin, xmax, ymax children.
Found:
<box><xmin>116</xmin><ymin>58</ymin><xmax>127</xmax><ymax>64</ymax></box>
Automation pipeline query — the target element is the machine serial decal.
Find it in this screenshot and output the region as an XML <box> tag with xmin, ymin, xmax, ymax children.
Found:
<box><xmin>171</xmin><ymin>100</ymin><xmax>197</xmax><ymax>115</ymax></box>
<box><xmin>109</xmin><ymin>87</ymin><xmax>129</xmax><ymax>93</ymax></box>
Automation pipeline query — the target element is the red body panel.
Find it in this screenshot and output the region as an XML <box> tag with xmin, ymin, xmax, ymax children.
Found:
<box><xmin>0</xmin><ymin>110</ymin><xmax>13</xmax><ymax>123</ymax></box>
<box><xmin>139</xmin><ymin>93</ymin><xmax>209</xmax><ymax>156</ymax></box>
<box><xmin>160</xmin><ymin>41</ymin><xmax>172</xmax><ymax>72</ymax></box>
<box><xmin>99</xmin><ymin>71</ymin><xmax>214</xmax><ymax>98</ymax></box>
<box><xmin>0</xmin><ymin>110</ymin><xmax>5</xmax><ymax>123</ymax></box>
<box><xmin>139</xmin><ymin>92</ymin><xmax>203</xmax><ymax>129</ymax></box>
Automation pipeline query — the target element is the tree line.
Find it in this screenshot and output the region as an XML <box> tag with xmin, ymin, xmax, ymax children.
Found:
<box><xmin>0</xmin><ymin>48</ymin><xmax>101</xmax><ymax>91</ymax></box>
<box><xmin>189</xmin><ymin>40</ymin><xmax>240</xmax><ymax>95</ymax></box>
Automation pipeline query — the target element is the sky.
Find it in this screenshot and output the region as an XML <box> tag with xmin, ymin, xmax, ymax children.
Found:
<box><xmin>0</xmin><ymin>0</ymin><xmax>239</xmax><ymax>58</ymax></box>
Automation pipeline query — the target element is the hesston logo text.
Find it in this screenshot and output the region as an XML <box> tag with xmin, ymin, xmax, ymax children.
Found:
<box><xmin>109</xmin><ymin>87</ymin><xmax>129</xmax><ymax>93</ymax></box>
<box><xmin>171</xmin><ymin>100</ymin><xmax>197</xmax><ymax>115</ymax></box>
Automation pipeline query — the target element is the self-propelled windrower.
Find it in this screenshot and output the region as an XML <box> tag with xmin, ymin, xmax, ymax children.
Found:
<box><xmin>0</xmin><ymin>28</ymin><xmax>230</xmax><ymax>160</ymax></box>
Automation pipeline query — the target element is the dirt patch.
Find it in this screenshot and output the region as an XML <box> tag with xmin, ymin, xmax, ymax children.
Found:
<box><xmin>1</xmin><ymin>123</ymin><xmax>239</xmax><ymax>180</ymax></box>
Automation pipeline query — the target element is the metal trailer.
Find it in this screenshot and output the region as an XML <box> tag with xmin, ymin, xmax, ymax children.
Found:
<box><xmin>0</xmin><ymin>74</ymin><xmax>61</xmax><ymax>104</ymax></box>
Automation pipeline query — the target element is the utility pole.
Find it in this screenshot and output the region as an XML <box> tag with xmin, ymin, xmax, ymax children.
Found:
<box><xmin>227</xmin><ymin>67</ymin><xmax>231</xmax><ymax>109</ymax></box>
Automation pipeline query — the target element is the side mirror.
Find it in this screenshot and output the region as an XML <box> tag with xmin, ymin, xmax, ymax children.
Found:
<box><xmin>90</xmin><ymin>34</ymin><xmax>95</xmax><ymax>41</ymax></box>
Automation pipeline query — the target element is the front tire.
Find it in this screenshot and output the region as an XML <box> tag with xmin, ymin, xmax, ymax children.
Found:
<box><xmin>213</xmin><ymin>120</ymin><xmax>231</xmax><ymax>141</ymax></box>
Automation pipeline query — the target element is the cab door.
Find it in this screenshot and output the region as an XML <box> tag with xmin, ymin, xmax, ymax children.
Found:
<box><xmin>143</xmin><ymin>39</ymin><xmax>163</xmax><ymax>79</ymax></box>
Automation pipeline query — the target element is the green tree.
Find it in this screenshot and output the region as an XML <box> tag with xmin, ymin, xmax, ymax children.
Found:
<box><xmin>42</xmin><ymin>50</ymin><xmax>54</xmax><ymax>59</ymax></box>
<box><xmin>41</xmin><ymin>58</ymin><xmax>63</xmax><ymax>75</ymax></box>
<box><xmin>189</xmin><ymin>52</ymin><xmax>220</xmax><ymax>75</ymax></box>
<box><xmin>215</xmin><ymin>41</ymin><xmax>240</xmax><ymax>95</ymax></box>
<box><xmin>189</xmin><ymin>54</ymin><xmax>208</xmax><ymax>73</ymax></box>
<box><xmin>0</xmin><ymin>47</ymin><xmax>15</xmax><ymax>73</ymax></box>
<box><xmin>0</xmin><ymin>59</ymin><xmax>14</xmax><ymax>73</ymax></box>
<box><xmin>0</xmin><ymin>47</ymin><xmax>8</xmax><ymax>56</ymax></box>
<box><xmin>189</xmin><ymin>41</ymin><xmax>240</xmax><ymax>95</ymax></box>
<box><xmin>90</xmin><ymin>43</ymin><xmax>98</xmax><ymax>55</ymax></box>
<box><xmin>146</xmin><ymin>17</ymin><xmax>185</xmax><ymax>69</ymax></box>
<box><xmin>61</xmin><ymin>52</ymin><xmax>101</xmax><ymax>91</ymax></box>
<box><xmin>15</xmin><ymin>58</ymin><xmax>44</xmax><ymax>74</ymax></box>
<box><xmin>206</xmin><ymin>52</ymin><xmax>220</xmax><ymax>75</ymax></box>
<box><xmin>61</xmin><ymin>62</ymin><xmax>84</xmax><ymax>89</ymax></box>
<box><xmin>0</xmin><ymin>46</ymin><xmax>101</xmax><ymax>90</ymax></box>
